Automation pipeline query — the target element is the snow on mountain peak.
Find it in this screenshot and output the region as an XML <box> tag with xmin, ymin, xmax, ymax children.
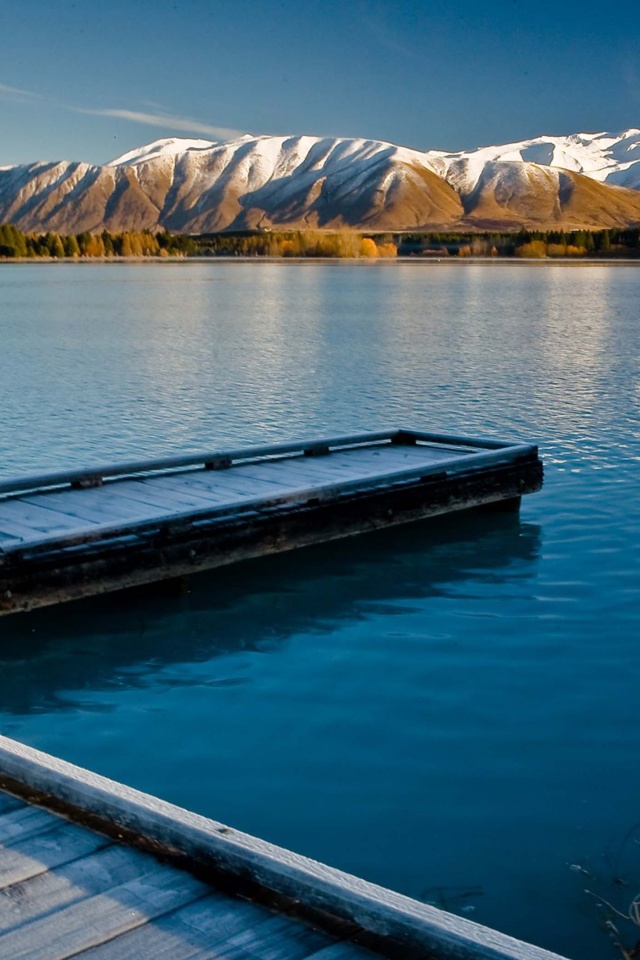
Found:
<box><xmin>425</xmin><ymin>127</ymin><xmax>640</xmax><ymax>191</ymax></box>
<box><xmin>106</xmin><ymin>127</ymin><xmax>640</xmax><ymax>192</ymax></box>
<box><xmin>110</xmin><ymin>137</ymin><xmax>221</xmax><ymax>166</ymax></box>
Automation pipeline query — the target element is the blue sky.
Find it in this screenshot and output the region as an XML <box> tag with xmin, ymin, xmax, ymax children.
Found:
<box><xmin>1</xmin><ymin>0</ymin><xmax>638</xmax><ymax>165</ymax></box>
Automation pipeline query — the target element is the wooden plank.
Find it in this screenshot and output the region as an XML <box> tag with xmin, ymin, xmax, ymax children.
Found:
<box><xmin>279</xmin><ymin>453</ymin><xmax>374</xmax><ymax>473</ymax></box>
<box><xmin>67</xmin><ymin>894</ymin><xmax>274</xmax><ymax>960</ymax></box>
<box><xmin>316</xmin><ymin>448</ymin><xmax>461</xmax><ymax>474</ymax></box>
<box><xmin>19</xmin><ymin>493</ymin><xmax>140</xmax><ymax>528</ymax></box>
<box><xmin>147</xmin><ymin>475</ymin><xmax>292</xmax><ymax>513</ymax></box>
<box><xmin>0</xmin><ymin>845</ymin><xmax>154</xmax><ymax>935</ymax></box>
<box><xmin>238</xmin><ymin>459</ymin><xmax>348</xmax><ymax>479</ymax></box>
<box><xmin>0</xmin><ymin>500</ymin><xmax>89</xmax><ymax>534</ymax></box>
<box><xmin>149</xmin><ymin>467</ymin><xmax>281</xmax><ymax>503</ymax></box>
<box><xmin>145</xmin><ymin>475</ymin><xmax>239</xmax><ymax>500</ymax></box>
<box><xmin>72</xmin><ymin>489</ymin><xmax>193</xmax><ymax>520</ymax></box>
<box><xmin>216</xmin><ymin>466</ymin><xmax>308</xmax><ymax>491</ymax></box>
<box><xmin>0</xmin><ymin>860</ymin><xmax>209</xmax><ymax>958</ymax></box>
<box><xmin>175</xmin><ymin>471</ymin><xmax>296</xmax><ymax>498</ymax></box>
<box><xmin>190</xmin><ymin>914</ymin><xmax>334</xmax><ymax>959</ymax></box>
<box><xmin>109</xmin><ymin>480</ymin><xmax>222</xmax><ymax>511</ymax></box>
<box><xmin>20</xmin><ymin>488</ymin><xmax>163</xmax><ymax>524</ymax></box>
<box><xmin>0</xmin><ymin>806</ymin><xmax>62</xmax><ymax>847</ymax></box>
<box><xmin>250</xmin><ymin>462</ymin><xmax>375</xmax><ymax>486</ymax></box>
<box><xmin>232</xmin><ymin>460</ymin><xmax>360</xmax><ymax>485</ymax></box>
<box><xmin>0</xmin><ymin>515</ymin><xmax>53</xmax><ymax>544</ymax></box>
<box><xmin>1</xmin><ymin>499</ymin><xmax>120</xmax><ymax>535</ymax></box>
<box><xmin>0</xmin><ymin>821</ymin><xmax>110</xmax><ymax>890</ymax></box>
<box><xmin>358</xmin><ymin>444</ymin><xmax>464</xmax><ymax>462</ymax></box>
<box><xmin>221</xmin><ymin>462</ymin><xmax>335</xmax><ymax>491</ymax></box>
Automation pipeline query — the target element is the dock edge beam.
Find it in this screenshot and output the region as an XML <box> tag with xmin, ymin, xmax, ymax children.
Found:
<box><xmin>0</xmin><ymin>735</ymin><xmax>566</xmax><ymax>960</ymax></box>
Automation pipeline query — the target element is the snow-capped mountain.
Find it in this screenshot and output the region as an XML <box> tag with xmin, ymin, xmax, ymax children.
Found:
<box><xmin>0</xmin><ymin>129</ymin><xmax>639</xmax><ymax>234</ymax></box>
<box><xmin>0</xmin><ymin>135</ymin><xmax>463</xmax><ymax>233</ymax></box>
<box><xmin>426</xmin><ymin>129</ymin><xmax>640</xmax><ymax>194</ymax></box>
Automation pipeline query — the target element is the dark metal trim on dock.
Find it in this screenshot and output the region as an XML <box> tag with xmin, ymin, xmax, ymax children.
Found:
<box><xmin>0</xmin><ymin>428</ymin><xmax>543</xmax><ymax>615</ymax></box>
<box><xmin>0</xmin><ymin>735</ymin><xmax>566</xmax><ymax>960</ymax></box>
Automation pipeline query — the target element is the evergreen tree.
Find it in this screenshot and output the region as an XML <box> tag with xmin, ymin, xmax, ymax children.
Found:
<box><xmin>63</xmin><ymin>234</ymin><xmax>80</xmax><ymax>257</ymax></box>
<box><xmin>101</xmin><ymin>230</ymin><xmax>114</xmax><ymax>256</ymax></box>
<box><xmin>44</xmin><ymin>232</ymin><xmax>65</xmax><ymax>258</ymax></box>
<box><xmin>76</xmin><ymin>232</ymin><xmax>92</xmax><ymax>256</ymax></box>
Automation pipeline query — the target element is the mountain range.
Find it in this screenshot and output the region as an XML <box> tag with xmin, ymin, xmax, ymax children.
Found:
<box><xmin>1</xmin><ymin>129</ymin><xmax>640</xmax><ymax>234</ymax></box>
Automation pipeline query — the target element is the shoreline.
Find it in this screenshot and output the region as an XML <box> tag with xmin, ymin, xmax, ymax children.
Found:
<box><xmin>1</xmin><ymin>255</ymin><xmax>640</xmax><ymax>266</ymax></box>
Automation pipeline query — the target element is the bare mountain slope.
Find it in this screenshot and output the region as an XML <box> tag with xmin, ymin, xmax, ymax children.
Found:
<box><xmin>455</xmin><ymin>161</ymin><xmax>640</xmax><ymax>229</ymax></box>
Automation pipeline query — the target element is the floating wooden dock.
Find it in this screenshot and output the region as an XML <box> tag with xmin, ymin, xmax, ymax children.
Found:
<box><xmin>0</xmin><ymin>735</ymin><xmax>566</xmax><ymax>960</ymax></box>
<box><xmin>0</xmin><ymin>429</ymin><xmax>542</xmax><ymax>615</ymax></box>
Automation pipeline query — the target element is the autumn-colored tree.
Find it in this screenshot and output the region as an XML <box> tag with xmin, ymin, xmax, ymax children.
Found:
<box><xmin>377</xmin><ymin>242</ymin><xmax>397</xmax><ymax>258</ymax></box>
<box><xmin>121</xmin><ymin>233</ymin><xmax>135</xmax><ymax>257</ymax></box>
<box><xmin>515</xmin><ymin>240</ymin><xmax>547</xmax><ymax>258</ymax></box>
<box><xmin>84</xmin><ymin>234</ymin><xmax>106</xmax><ymax>257</ymax></box>
<box><xmin>360</xmin><ymin>238</ymin><xmax>379</xmax><ymax>258</ymax></box>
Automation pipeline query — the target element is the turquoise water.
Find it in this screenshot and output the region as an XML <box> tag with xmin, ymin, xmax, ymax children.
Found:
<box><xmin>0</xmin><ymin>261</ymin><xmax>639</xmax><ymax>958</ymax></box>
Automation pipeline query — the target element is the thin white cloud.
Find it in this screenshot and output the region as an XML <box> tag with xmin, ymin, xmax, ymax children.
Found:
<box><xmin>0</xmin><ymin>82</ymin><xmax>41</xmax><ymax>102</ymax></box>
<box><xmin>0</xmin><ymin>83</ymin><xmax>247</xmax><ymax>147</ymax></box>
<box><xmin>0</xmin><ymin>83</ymin><xmax>246</xmax><ymax>140</ymax></box>
<box><xmin>73</xmin><ymin>106</ymin><xmax>245</xmax><ymax>141</ymax></box>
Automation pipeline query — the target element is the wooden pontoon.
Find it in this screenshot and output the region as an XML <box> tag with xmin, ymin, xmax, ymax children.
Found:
<box><xmin>0</xmin><ymin>429</ymin><xmax>543</xmax><ymax>615</ymax></box>
<box><xmin>0</xmin><ymin>735</ymin><xmax>566</xmax><ymax>959</ymax></box>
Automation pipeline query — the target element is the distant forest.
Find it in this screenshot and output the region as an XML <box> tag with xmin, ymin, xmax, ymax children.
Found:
<box><xmin>1</xmin><ymin>223</ymin><xmax>639</xmax><ymax>260</ymax></box>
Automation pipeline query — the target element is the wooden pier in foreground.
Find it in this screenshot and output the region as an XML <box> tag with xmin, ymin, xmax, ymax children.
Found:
<box><xmin>0</xmin><ymin>735</ymin><xmax>566</xmax><ymax>960</ymax></box>
<box><xmin>0</xmin><ymin>428</ymin><xmax>542</xmax><ymax>615</ymax></box>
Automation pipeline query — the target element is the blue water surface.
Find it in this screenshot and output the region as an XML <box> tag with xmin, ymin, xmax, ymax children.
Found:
<box><xmin>0</xmin><ymin>261</ymin><xmax>638</xmax><ymax>959</ymax></box>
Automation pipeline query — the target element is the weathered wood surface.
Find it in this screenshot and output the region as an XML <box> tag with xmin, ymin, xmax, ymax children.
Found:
<box><xmin>0</xmin><ymin>736</ymin><xmax>567</xmax><ymax>960</ymax></box>
<box><xmin>0</xmin><ymin>429</ymin><xmax>543</xmax><ymax>614</ymax></box>
<box><xmin>0</xmin><ymin>796</ymin><xmax>372</xmax><ymax>960</ymax></box>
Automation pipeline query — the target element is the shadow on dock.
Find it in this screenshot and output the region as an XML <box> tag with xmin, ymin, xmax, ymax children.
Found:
<box><xmin>0</xmin><ymin>510</ymin><xmax>541</xmax><ymax>715</ymax></box>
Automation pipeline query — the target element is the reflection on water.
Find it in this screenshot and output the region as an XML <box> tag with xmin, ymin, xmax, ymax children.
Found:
<box><xmin>0</xmin><ymin>511</ymin><xmax>539</xmax><ymax>714</ymax></box>
<box><xmin>1</xmin><ymin>261</ymin><xmax>639</xmax><ymax>960</ymax></box>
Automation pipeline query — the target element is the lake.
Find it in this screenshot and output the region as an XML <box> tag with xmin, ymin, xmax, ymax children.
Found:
<box><xmin>0</xmin><ymin>260</ymin><xmax>639</xmax><ymax>959</ymax></box>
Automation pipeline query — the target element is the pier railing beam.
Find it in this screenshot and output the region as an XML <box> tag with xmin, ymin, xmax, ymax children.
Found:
<box><xmin>0</xmin><ymin>735</ymin><xmax>566</xmax><ymax>960</ymax></box>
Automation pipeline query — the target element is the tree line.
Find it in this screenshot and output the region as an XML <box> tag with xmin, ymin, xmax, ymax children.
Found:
<box><xmin>181</xmin><ymin>231</ymin><xmax>398</xmax><ymax>258</ymax></box>
<box><xmin>0</xmin><ymin>225</ymin><xmax>397</xmax><ymax>260</ymax></box>
<box><xmin>0</xmin><ymin>225</ymin><xmax>197</xmax><ymax>259</ymax></box>
<box><xmin>1</xmin><ymin>223</ymin><xmax>639</xmax><ymax>260</ymax></box>
<box><xmin>397</xmin><ymin>228</ymin><xmax>640</xmax><ymax>258</ymax></box>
